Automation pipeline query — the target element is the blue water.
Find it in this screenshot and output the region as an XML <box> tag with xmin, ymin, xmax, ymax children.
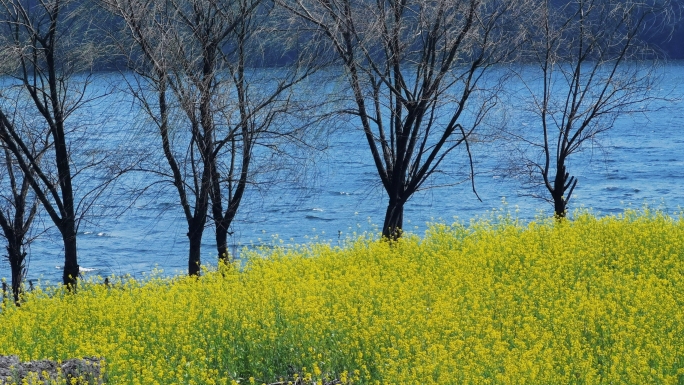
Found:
<box><xmin>4</xmin><ymin>64</ymin><xmax>684</xmax><ymax>284</ymax></box>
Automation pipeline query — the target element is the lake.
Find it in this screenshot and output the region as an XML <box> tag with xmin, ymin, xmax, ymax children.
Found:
<box><xmin>4</xmin><ymin>63</ymin><xmax>684</xmax><ymax>285</ymax></box>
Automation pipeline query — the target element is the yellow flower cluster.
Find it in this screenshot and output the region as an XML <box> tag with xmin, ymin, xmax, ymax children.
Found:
<box><xmin>0</xmin><ymin>209</ymin><xmax>682</xmax><ymax>384</ymax></box>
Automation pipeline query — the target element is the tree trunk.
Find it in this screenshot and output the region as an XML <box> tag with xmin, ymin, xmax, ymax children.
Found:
<box><xmin>62</xmin><ymin>229</ymin><xmax>79</xmax><ymax>288</ymax></box>
<box><xmin>382</xmin><ymin>199</ymin><xmax>404</xmax><ymax>240</ymax></box>
<box><xmin>188</xmin><ymin>229</ymin><xmax>203</xmax><ymax>276</ymax></box>
<box><xmin>6</xmin><ymin>241</ymin><xmax>25</xmax><ymax>305</ymax></box>
<box><xmin>553</xmin><ymin>192</ymin><xmax>567</xmax><ymax>218</ymax></box>
<box><xmin>552</xmin><ymin>162</ymin><xmax>575</xmax><ymax>218</ymax></box>
<box><xmin>215</xmin><ymin>223</ymin><xmax>229</xmax><ymax>265</ymax></box>
<box><xmin>552</xmin><ymin>167</ymin><xmax>567</xmax><ymax>218</ymax></box>
<box><xmin>209</xmin><ymin>160</ymin><xmax>230</xmax><ymax>265</ymax></box>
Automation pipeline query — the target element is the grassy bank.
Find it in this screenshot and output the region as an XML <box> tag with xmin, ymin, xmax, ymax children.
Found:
<box><xmin>1</xmin><ymin>210</ymin><xmax>683</xmax><ymax>384</ymax></box>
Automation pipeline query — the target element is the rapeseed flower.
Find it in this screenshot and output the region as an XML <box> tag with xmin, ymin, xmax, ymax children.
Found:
<box><xmin>0</xmin><ymin>209</ymin><xmax>681</xmax><ymax>384</ymax></box>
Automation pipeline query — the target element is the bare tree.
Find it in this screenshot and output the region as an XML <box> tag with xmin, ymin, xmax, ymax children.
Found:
<box><xmin>208</xmin><ymin>0</ymin><xmax>324</xmax><ymax>264</ymax></box>
<box><xmin>504</xmin><ymin>0</ymin><xmax>671</xmax><ymax>217</ymax></box>
<box><xmin>0</xmin><ymin>0</ymin><xmax>113</xmax><ymax>287</ymax></box>
<box><xmin>0</xmin><ymin>130</ymin><xmax>42</xmax><ymax>304</ymax></box>
<box><xmin>280</xmin><ymin>0</ymin><xmax>525</xmax><ymax>239</ymax></box>
<box><xmin>106</xmin><ymin>0</ymin><xmax>320</xmax><ymax>274</ymax></box>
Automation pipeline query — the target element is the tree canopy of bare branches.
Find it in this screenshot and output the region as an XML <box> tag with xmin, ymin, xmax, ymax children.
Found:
<box><xmin>105</xmin><ymin>0</ymin><xmax>322</xmax><ymax>274</ymax></box>
<box><xmin>0</xmin><ymin>0</ymin><xmax>114</xmax><ymax>287</ymax></box>
<box><xmin>280</xmin><ymin>0</ymin><xmax>526</xmax><ymax>239</ymax></box>
<box><xmin>0</xmin><ymin>125</ymin><xmax>42</xmax><ymax>303</ymax></box>
<box><xmin>504</xmin><ymin>0</ymin><xmax>672</xmax><ymax>217</ymax></box>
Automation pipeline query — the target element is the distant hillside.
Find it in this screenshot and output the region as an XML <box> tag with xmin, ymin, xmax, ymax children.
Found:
<box><xmin>641</xmin><ymin>0</ymin><xmax>684</xmax><ymax>59</ymax></box>
<box><xmin>648</xmin><ymin>18</ymin><xmax>684</xmax><ymax>59</ymax></box>
<box><xmin>90</xmin><ymin>0</ymin><xmax>684</xmax><ymax>72</ymax></box>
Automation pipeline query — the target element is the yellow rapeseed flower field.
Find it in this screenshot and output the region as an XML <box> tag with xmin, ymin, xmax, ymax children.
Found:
<box><xmin>0</xmin><ymin>210</ymin><xmax>682</xmax><ymax>384</ymax></box>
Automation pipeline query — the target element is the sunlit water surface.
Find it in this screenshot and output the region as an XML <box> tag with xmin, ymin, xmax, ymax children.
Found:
<box><xmin>4</xmin><ymin>64</ymin><xmax>684</xmax><ymax>284</ymax></box>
